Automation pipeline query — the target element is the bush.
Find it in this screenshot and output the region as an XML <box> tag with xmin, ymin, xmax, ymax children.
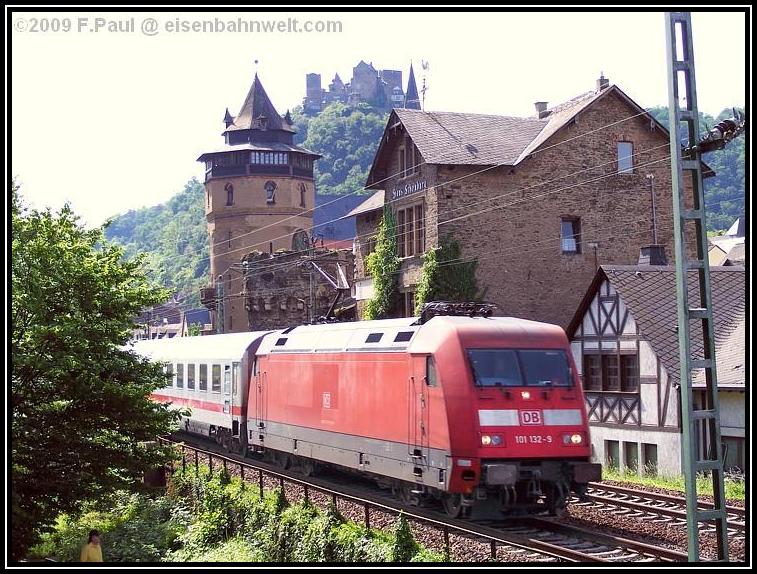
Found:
<box><xmin>35</xmin><ymin>462</ymin><xmax>443</xmax><ymax>563</ymax></box>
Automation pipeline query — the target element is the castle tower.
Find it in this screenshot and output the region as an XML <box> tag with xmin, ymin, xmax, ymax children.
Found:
<box><xmin>198</xmin><ymin>73</ymin><xmax>321</xmax><ymax>333</ymax></box>
<box><xmin>404</xmin><ymin>63</ymin><xmax>421</xmax><ymax>110</ymax></box>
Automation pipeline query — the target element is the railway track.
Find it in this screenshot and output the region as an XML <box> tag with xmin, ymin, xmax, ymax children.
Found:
<box><xmin>579</xmin><ymin>483</ymin><xmax>745</xmax><ymax>537</ymax></box>
<box><xmin>161</xmin><ymin>434</ymin><xmax>689</xmax><ymax>562</ymax></box>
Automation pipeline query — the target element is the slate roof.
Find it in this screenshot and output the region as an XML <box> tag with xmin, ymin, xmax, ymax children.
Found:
<box><xmin>340</xmin><ymin>190</ymin><xmax>385</xmax><ymax>219</ymax></box>
<box><xmin>570</xmin><ymin>266</ymin><xmax>745</xmax><ymax>387</ymax></box>
<box><xmin>196</xmin><ymin>142</ymin><xmax>320</xmax><ymax>162</ymax></box>
<box><xmin>369</xmin><ymin>84</ymin><xmax>714</xmax><ymax>184</ymax></box>
<box><xmin>393</xmin><ymin>108</ymin><xmax>547</xmax><ymax>166</ymax></box>
<box><xmin>226</xmin><ymin>74</ymin><xmax>295</xmax><ymax>133</ymax></box>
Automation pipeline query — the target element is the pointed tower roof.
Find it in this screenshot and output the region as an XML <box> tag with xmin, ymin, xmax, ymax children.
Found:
<box><xmin>226</xmin><ymin>74</ymin><xmax>295</xmax><ymax>133</ymax></box>
<box><xmin>223</xmin><ymin>108</ymin><xmax>234</xmax><ymax>128</ymax></box>
<box><xmin>404</xmin><ymin>63</ymin><xmax>421</xmax><ymax>110</ymax></box>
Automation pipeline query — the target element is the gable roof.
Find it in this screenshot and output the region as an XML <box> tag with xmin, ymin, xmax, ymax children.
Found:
<box><xmin>367</xmin><ymin>83</ymin><xmax>714</xmax><ymax>186</ymax></box>
<box><xmin>340</xmin><ymin>190</ymin><xmax>384</xmax><ymax>220</ymax></box>
<box><xmin>568</xmin><ymin>265</ymin><xmax>745</xmax><ymax>387</ymax></box>
<box><xmin>226</xmin><ymin>74</ymin><xmax>295</xmax><ymax>133</ymax></box>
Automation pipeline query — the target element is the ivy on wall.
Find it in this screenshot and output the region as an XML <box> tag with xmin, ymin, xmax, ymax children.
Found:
<box><xmin>363</xmin><ymin>207</ymin><xmax>400</xmax><ymax>320</ymax></box>
<box><xmin>414</xmin><ymin>234</ymin><xmax>487</xmax><ymax>315</ymax></box>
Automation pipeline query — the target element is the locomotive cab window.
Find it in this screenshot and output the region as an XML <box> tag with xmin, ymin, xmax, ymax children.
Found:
<box><xmin>426</xmin><ymin>356</ymin><xmax>438</xmax><ymax>387</ymax></box>
<box><xmin>468</xmin><ymin>349</ymin><xmax>573</xmax><ymax>387</ymax></box>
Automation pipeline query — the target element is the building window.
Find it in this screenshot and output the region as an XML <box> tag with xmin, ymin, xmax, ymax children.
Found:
<box><xmin>397</xmin><ymin>204</ymin><xmax>425</xmax><ymax>258</ymax></box>
<box><xmin>624</xmin><ymin>441</ymin><xmax>639</xmax><ymax>473</ymax></box>
<box><xmin>265</xmin><ymin>181</ymin><xmax>277</xmax><ymax>204</ymax></box>
<box><xmin>618</xmin><ymin>141</ymin><xmax>634</xmax><ymax>174</ymax></box>
<box><xmin>399</xmin><ymin>146</ymin><xmax>406</xmax><ymax>177</ymax></box>
<box><xmin>606</xmin><ymin>440</ymin><xmax>620</xmax><ymax>469</ymax></box>
<box><xmin>225</xmin><ymin>183</ymin><xmax>234</xmax><ymax>206</ymax></box>
<box><xmin>603</xmin><ymin>354</ymin><xmax>620</xmax><ymax>391</ymax></box>
<box><xmin>299</xmin><ymin>183</ymin><xmax>307</xmax><ymax>208</ymax></box>
<box><xmin>584</xmin><ymin>353</ymin><xmax>639</xmax><ymax>392</ymax></box>
<box><xmin>583</xmin><ymin>354</ymin><xmax>602</xmax><ymax>391</ymax></box>
<box><xmin>561</xmin><ymin>217</ymin><xmax>581</xmax><ymax>253</ymax></box>
<box><xmin>722</xmin><ymin>437</ymin><xmax>745</xmax><ymax>473</ymax></box>
<box><xmin>227</xmin><ymin>231</ymin><xmax>233</xmax><ymax>249</ymax></box>
<box><xmin>642</xmin><ymin>443</ymin><xmax>658</xmax><ymax>476</ymax></box>
<box><xmin>621</xmin><ymin>354</ymin><xmax>639</xmax><ymax>392</ymax></box>
<box><xmin>404</xmin><ymin>291</ymin><xmax>415</xmax><ymax>317</ymax></box>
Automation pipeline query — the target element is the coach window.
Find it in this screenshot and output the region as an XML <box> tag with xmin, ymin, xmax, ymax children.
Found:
<box><xmin>426</xmin><ymin>356</ymin><xmax>438</xmax><ymax>387</ymax></box>
<box><xmin>165</xmin><ymin>363</ymin><xmax>174</xmax><ymax>388</ymax></box>
<box><xmin>187</xmin><ymin>364</ymin><xmax>195</xmax><ymax>391</ymax></box>
<box><xmin>176</xmin><ymin>363</ymin><xmax>184</xmax><ymax>389</ymax></box>
<box><xmin>223</xmin><ymin>365</ymin><xmax>232</xmax><ymax>395</ymax></box>
<box><xmin>212</xmin><ymin>364</ymin><xmax>221</xmax><ymax>393</ymax></box>
<box><xmin>232</xmin><ymin>362</ymin><xmax>241</xmax><ymax>396</ymax></box>
<box><xmin>199</xmin><ymin>364</ymin><xmax>208</xmax><ymax>392</ymax></box>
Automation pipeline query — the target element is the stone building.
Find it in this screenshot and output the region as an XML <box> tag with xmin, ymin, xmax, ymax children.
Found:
<box><xmin>302</xmin><ymin>61</ymin><xmax>420</xmax><ymax>114</ymax></box>
<box><xmin>567</xmin><ymin>262</ymin><xmax>745</xmax><ymax>476</ymax></box>
<box><xmin>242</xmin><ymin>248</ymin><xmax>355</xmax><ymax>330</ymax></box>
<box><xmin>198</xmin><ymin>73</ymin><xmax>321</xmax><ymax>333</ymax></box>
<box><xmin>346</xmin><ymin>75</ymin><xmax>711</xmax><ymax>326</ymax></box>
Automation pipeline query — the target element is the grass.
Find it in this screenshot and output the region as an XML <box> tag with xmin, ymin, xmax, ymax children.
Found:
<box><xmin>601</xmin><ymin>465</ymin><xmax>745</xmax><ymax>501</ymax></box>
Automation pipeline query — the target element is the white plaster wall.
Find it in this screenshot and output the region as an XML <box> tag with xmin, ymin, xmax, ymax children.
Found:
<box><xmin>718</xmin><ymin>391</ymin><xmax>745</xmax><ymax>437</ymax></box>
<box><xmin>589</xmin><ymin>426</ymin><xmax>682</xmax><ymax>476</ymax></box>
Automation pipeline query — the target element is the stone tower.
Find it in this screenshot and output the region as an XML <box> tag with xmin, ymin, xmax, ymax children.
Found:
<box><xmin>198</xmin><ymin>73</ymin><xmax>321</xmax><ymax>333</ymax></box>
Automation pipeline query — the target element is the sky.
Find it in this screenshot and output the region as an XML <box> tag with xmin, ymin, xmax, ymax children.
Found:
<box><xmin>10</xmin><ymin>10</ymin><xmax>748</xmax><ymax>226</ymax></box>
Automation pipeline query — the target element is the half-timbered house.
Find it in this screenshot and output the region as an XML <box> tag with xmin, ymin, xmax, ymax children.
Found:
<box><xmin>567</xmin><ymin>258</ymin><xmax>745</xmax><ymax>476</ymax></box>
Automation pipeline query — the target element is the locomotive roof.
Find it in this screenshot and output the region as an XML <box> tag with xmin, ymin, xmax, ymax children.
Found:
<box><xmin>255</xmin><ymin>315</ymin><xmax>565</xmax><ymax>355</ymax></box>
<box><xmin>129</xmin><ymin>331</ymin><xmax>269</xmax><ymax>362</ymax></box>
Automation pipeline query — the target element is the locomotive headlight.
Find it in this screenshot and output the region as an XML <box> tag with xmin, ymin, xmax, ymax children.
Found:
<box><xmin>563</xmin><ymin>433</ymin><xmax>583</xmax><ymax>445</ymax></box>
<box><xmin>481</xmin><ymin>435</ymin><xmax>502</xmax><ymax>446</ymax></box>
<box><xmin>521</xmin><ymin>391</ymin><xmax>531</xmax><ymax>400</ymax></box>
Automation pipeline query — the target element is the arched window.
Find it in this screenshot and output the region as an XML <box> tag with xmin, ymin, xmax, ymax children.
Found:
<box><xmin>225</xmin><ymin>183</ymin><xmax>234</xmax><ymax>206</ymax></box>
<box><xmin>265</xmin><ymin>181</ymin><xmax>277</xmax><ymax>204</ymax></box>
<box><xmin>299</xmin><ymin>182</ymin><xmax>307</xmax><ymax>207</ymax></box>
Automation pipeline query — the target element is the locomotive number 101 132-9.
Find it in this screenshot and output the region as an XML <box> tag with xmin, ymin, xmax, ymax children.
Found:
<box><xmin>514</xmin><ymin>435</ymin><xmax>553</xmax><ymax>444</ymax></box>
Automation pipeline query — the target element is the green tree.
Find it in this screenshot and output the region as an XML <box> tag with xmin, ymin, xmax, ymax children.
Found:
<box><xmin>11</xmin><ymin>186</ymin><xmax>181</xmax><ymax>560</ymax></box>
<box><xmin>646</xmin><ymin>106</ymin><xmax>745</xmax><ymax>232</ymax></box>
<box><xmin>363</xmin><ymin>207</ymin><xmax>400</xmax><ymax>320</ymax></box>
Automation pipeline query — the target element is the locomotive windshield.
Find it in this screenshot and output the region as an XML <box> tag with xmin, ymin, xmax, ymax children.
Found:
<box><xmin>468</xmin><ymin>349</ymin><xmax>573</xmax><ymax>387</ymax></box>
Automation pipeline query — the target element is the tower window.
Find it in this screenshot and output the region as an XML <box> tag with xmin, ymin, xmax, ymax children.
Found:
<box><xmin>299</xmin><ymin>183</ymin><xmax>307</xmax><ymax>207</ymax></box>
<box><xmin>225</xmin><ymin>183</ymin><xmax>234</xmax><ymax>206</ymax></box>
<box><xmin>560</xmin><ymin>217</ymin><xmax>581</xmax><ymax>253</ymax></box>
<box><xmin>265</xmin><ymin>181</ymin><xmax>277</xmax><ymax>204</ymax></box>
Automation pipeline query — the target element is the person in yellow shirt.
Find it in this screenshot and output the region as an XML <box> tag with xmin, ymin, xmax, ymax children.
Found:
<box><xmin>80</xmin><ymin>530</ymin><xmax>103</xmax><ymax>562</ymax></box>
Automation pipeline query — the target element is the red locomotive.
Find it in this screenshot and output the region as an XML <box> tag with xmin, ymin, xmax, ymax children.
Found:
<box><xmin>135</xmin><ymin>303</ymin><xmax>600</xmax><ymax>517</ymax></box>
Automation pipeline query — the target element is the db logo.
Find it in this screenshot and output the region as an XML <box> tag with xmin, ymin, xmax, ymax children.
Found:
<box><xmin>520</xmin><ymin>410</ymin><xmax>543</xmax><ymax>425</ymax></box>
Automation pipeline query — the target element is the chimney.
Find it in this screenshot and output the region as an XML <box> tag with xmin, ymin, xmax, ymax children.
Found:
<box><xmin>638</xmin><ymin>245</ymin><xmax>668</xmax><ymax>266</ymax></box>
<box><xmin>596</xmin><ymin>73</ymin><xmax>609</xmax><ymax>92</ymax></box>
<box><xmin>534</xmin><ymin>101</ymin><xmax>550</xmax><ymax>119</ymax></box>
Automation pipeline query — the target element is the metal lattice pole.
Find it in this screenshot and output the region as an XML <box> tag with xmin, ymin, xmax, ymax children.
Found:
<box><xmin>664</xmin><ymin>11</ymin><xmax>729</xmax><ymax>562</ymax></box>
